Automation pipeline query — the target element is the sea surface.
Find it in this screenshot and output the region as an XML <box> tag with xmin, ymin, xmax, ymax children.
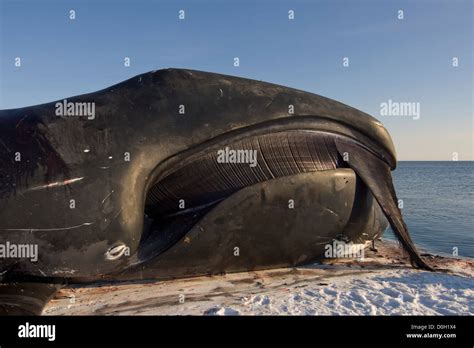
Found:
<box><xmin>384</xmin><ymin>161</ymin><xmax>473</xmax><ymax>258</ymax></box>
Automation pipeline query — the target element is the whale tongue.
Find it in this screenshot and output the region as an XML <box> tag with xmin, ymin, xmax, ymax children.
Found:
<box><xmin>335</xmin><ymin>138</ymin><xmax>433</xmax><ymax>271</ymax></box>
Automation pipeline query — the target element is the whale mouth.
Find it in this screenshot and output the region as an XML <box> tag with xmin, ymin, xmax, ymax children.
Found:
<box><xmin>0</xmin><ymin>67</ymin><xmax>431</xmax><ymax>286</ymax></box>
<box><xmin>137</xmin><ymin>122</ymin><xmax>431</xmax><ymax>272</ymax></box>
<box><xmin>139</xmin><ymin>129</ymin><xmax>349</xmax><ymax>261</ymax></box>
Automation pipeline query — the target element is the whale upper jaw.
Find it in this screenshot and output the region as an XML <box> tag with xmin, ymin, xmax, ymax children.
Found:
<box><xmin>133</xmin><ymin>68</ymin><xmax>397</xmax><ymax>168</ymax></box>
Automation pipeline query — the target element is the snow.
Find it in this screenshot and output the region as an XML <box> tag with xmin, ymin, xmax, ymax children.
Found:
<box><xmin>44</xmin><ymin>267</ymin><xmax>473</xmax><ymax>316</ymax></box>
<box><xmin>204</xmin><ymin>269</ymin><xmax>473</xmax><ymax>316</ymax></box>
<box><xmin>43</xmin><ymin>241</ymin><xmax>474</xmax><ymax>316</ymax></box>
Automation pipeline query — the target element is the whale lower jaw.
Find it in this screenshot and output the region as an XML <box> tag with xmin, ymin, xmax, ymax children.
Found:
<box><xmin>105</xmin><ymin>129</ymin><xmax>386</xmax><ymax>280</ymax></box>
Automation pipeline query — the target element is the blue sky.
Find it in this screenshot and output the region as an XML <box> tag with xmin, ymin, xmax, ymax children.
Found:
<box><xmin>1</xmin><ymin>0</ymin><xmax>472</xmax><ymax>160</ymax></box>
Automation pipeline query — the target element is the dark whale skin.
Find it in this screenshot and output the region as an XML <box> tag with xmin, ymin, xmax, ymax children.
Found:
<box><xmin>0</xmin><ymin>68</ymin><xmax>429</xmax><ymax>286</ymax></box>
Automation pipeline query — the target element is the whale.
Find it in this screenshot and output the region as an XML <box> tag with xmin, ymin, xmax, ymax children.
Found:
<box><xmin>0</xmin><ymin>68</ymin><xmax>432</xmax><ymax>314</ymax></box>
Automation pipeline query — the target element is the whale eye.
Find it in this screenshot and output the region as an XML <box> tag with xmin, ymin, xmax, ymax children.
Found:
<box><xmin>139</xmin><ymin>130</ymin><xmax>346</xmax><ymax>261</ymax></box>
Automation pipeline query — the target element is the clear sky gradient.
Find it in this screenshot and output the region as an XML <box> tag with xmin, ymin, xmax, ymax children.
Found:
<box><xmin>1</xmin><ymin>0</ymin><xmax>472</xmax><ymax>160</ymax></box>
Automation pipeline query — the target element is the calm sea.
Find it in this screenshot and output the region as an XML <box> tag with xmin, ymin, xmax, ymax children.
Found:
<box><xmin>384</xmin><ymin>161</ymin><xmax>473</xmax><ymax>258</ymax></box>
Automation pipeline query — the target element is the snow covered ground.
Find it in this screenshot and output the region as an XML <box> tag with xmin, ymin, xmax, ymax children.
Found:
<box><xmin>44</xmin><ymin>241</ymin><xmax>474</xmax><ymax>316</ymax></box>
<box><xmin>203</xmin><ymin>269</ymin><xmax>473</xmax><ymax>316</ymax></box>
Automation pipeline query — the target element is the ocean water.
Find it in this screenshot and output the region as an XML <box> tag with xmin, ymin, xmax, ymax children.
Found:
<box><xmin>384</xmin><ymin>161</ymin><xmax>474</xmax><ymax>258</ymax></box>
